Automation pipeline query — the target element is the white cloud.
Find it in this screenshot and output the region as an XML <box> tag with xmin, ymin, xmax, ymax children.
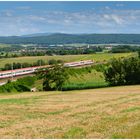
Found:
<box><xmin>104</xmin><ymin>6</ymin><xmax>110</xmax><ymax>10</ymax></box>
<box><xmin>0</xmin><ymin>7</ymin><xmax>140</xmax><ymax>35</ymax></box>
<box><xmin>103</xmin><ymin>14</ymin><xmax>124</xmax><ymax>25</ymax></box>
<box><xmin>0</xmin><ymin>10</ymin><xmax>14</xmax><ymax>17</ymax></box>
<box><xmin>116</xmin><ymin>4</ymin><xmax>124</xmax><ymax>7</ymax></box>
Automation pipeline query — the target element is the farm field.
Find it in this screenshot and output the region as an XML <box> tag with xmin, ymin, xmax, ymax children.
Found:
<box><xmin>0</xmin><ymin>85</ymin><xmax>139</xmax><ymax>138</ymax></box>
<box><xmin>0</xmin><ymin>52</ymin><xmax>134</xmax><ymax>68</ymax></box>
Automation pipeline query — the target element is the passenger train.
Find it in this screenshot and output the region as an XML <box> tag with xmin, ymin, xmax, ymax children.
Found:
<box><xmin>0</xmin><ymin>66</ymin><xmax>48</xmax><ymax>79</ymax></box>
<box><xmin>0</xmin><ymin>60</ymin><xmax>93</xmax><ymax>79</ymax></box>
<box><xmin>64</xmin><ymin>60</ymin><xmax>93</xmax><ymax>67</ymax></box>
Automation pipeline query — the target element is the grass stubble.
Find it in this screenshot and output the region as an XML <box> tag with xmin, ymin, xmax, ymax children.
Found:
<box><xmin>0</xmin><ymin>85</ymin><xmax>139</xmax><ymax>138</ymax></box>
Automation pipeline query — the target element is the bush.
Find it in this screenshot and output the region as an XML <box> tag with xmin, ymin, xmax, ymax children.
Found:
<box><xmin>0</xmin><ymin>76</ymin><xmax>35</xmax><ymax>93</ymax></box>
<box><xmin>17</xmin><ymin>76</ymin><xmax>36</xmax><ymax>87</ymax></box>
<box><xmin>0</xmin><ymin>82</ymin><xmax>30</xmax><ymax>93</ymax></box>
<box><xmin>104</xmin><ymin>57</ymin><xmax>140</xmax><ymax>86</ymax></box>
<box><xmin>48</xmin><ymin>59</ymin><xmax>57</xmax><ymax>65</ymax></box>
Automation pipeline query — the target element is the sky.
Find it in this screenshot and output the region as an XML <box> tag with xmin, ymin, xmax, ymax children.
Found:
<box><xmin>0</xmin><ymin>1</ymin><xmax>140</xmax><ymax>36</ymax></box>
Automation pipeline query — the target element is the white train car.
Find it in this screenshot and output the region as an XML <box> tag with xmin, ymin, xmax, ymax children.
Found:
<box><xmin>64</xmin><ymin>60</ymin><xmax>94</xmax><ymax>67</ymax></box>
<box><xmin>0</xmin><ymin>66</ymin><xmax>44</xmax><ymax>79</ymax></box>
<box><xmin>0</xmin><ymin>60</ymin><xmax>93</xmax><ymax>79</ymax></box>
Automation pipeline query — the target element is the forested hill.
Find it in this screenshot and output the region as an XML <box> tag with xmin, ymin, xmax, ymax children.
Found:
<box><xmin>0</xmin><ymin>33</ymin><xmax>140</xmax><ymax>44</ymax></box>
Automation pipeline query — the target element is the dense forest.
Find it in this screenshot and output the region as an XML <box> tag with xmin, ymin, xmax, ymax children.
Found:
<box><xmin>1</xmin><ymin>34</ymin><xmax>140</xmax><ymax>44</ymax></box>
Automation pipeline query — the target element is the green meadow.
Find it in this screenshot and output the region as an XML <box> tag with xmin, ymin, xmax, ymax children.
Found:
<box><xmin>0</xmin><ymin>52</ymin><xmax>134</xmax><ymax>68</ymax></box>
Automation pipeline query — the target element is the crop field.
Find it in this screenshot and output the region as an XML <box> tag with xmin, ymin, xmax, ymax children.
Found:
<box><xmin>0</xmin><ymin>52</ymin><xmax>134</xmax><ymax>68</ymax></box>
<box><xmin>0</xmin><ymin>85</ymin><xmax>139</xmax><ymax>138</ymax></box>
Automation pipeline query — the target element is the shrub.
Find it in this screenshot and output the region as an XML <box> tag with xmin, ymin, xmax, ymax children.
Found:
<box><xmin>104</xmin><ymin>57</ymin><xmax>140</xmax><ymax>86</ymax></box>
<box><xmin>17</xmin><ymin>76</ymin><xmax>36</xmax><ymax>87</ymax></box>
<box><xmin>48</xmin><ymin>59</ymin><xmax>57</xmax><ymax>65</ymax></box>
<box><xmin>0</xmin><ymin>76</ymin><xmax>35</xmax><ymax>93</ymax></box>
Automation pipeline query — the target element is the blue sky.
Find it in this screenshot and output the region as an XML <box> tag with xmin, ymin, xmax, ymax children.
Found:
<box><xmin>0</xmin><ymin>1</ymin><xmax>140</xmax><ymax>36</ymax></box>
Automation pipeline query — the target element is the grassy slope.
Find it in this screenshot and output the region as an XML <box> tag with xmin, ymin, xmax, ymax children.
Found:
<box><xmin>0</xmin><ymin>85</ymin><xmax>139</xmax><ymax>138</ymax></box>
<box><xmin>63</xmin><ymin>70</ymin><xmax>107</xmax><ymax>90</ymax></box>
<box><xmin>0</xmin><ymin>52</ymin><xmax>133</xmax><ymax>68</ymax></box>
<box><xmin>34</xmin><ymin>69</ymin><xmax>107</xmax><ymax>91</ymax></box>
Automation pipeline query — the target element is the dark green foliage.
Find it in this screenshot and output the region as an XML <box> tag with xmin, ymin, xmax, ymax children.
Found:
<box><xmin>1</xmin><ymin>60</ymin><xmax>46</xmax><ymax>71</ymax></box>
<box><xmin>48</xmin><ymin>59</ymin><xmax>57</xmax><ymax>65</ymax></box>
<box><xmin>104</xmin><ymin>57</ymin><xmax>140</xmax><ymax>86</ymax></box>
<box><xmin>37</xmin><ymin>64</ymin><xmax>69</xmax><ymax>91</ymax></box>
<box><xmin>0</xmin><ymin>76</ymin><xmax>35</xmax><ymax>93</ymax></box>
<box><xmin>138</xmin><ymin>51</ymin><xmax>140</xmax><ymax>58</ymax></box>
<box><xmin>1</xmin><ymin>34</ymin><xmax>140</xmax><ymax>44</ymax></box>
<box><xmin>57</xmin><ymin>59</ymin><xmax>64</xmax><ymax>64</ymax></box>
<box><xmin>111</xmin><ymin>45</ymin><xmax>140</xmax><ymax>53</ymax></box>
<box><xmin>47</xmin><ymin>59</ymin><xmax>63</xmax><ymax>65</ymax></box>
<box><xmin>7</xmin><ymin>79</ymin><xmax>11</xmax><ymax>84</ymax></box>
<box><xmin>62</xmin><ymin>82</ymin><xmax>108</xmax><ymax>91</ymax></box>
<box><xmin>0</xmin><ymin>82</ymin><xmax>30</xmax><ymax>93</ymax></box>
<box><xmin>46</xmin><ymin>47</ymin><xmax>97</xmax><ymax>55</ymax></box>
<box><xmin>17</xmin><ymin>76</ymin><xmax>36</xmax><ymax>87</ymax></box>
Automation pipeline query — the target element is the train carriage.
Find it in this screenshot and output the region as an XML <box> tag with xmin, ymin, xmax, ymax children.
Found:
<box><xmin>0</xmin><ymin>60</ymin><xmax>93</xmax><ymax>79</ymax></box>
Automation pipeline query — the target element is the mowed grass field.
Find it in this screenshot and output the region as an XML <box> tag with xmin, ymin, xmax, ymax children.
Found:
<box><xmin>0</xmin><ymin>52</ymin><xmax>134</xmax><ymax>68</ymax></box>
<box><xmin>0</xmin><ymin>85</ymin><xmax>139</xmax><ymax>138</ymax></box>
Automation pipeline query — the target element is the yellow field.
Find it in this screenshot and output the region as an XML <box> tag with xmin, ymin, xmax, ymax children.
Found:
<box><xmin>0</xmin><ymin>53</ymin><xmax>134</xmax><ymax>67</ymax></box>
<box><xmin>0</xmin><ymin>85</ymin><xmax>140</xmax><ymax>138</ymax></box>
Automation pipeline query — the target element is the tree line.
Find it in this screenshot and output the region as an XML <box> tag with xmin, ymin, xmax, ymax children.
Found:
<box><xmin>0</xmin><ymin>46</ymin><xmax>103</xmax><ymax>59</ymax></box>
<box><xmin>37</xmin><ymin>52</ymin><xmax>140</xmax><ymax>91</ymax></box>
<box><xmin>111</xmin><ymin>45</ymin><xmax>140</xmax><ymax>53</ymax></box>
<box><xmin>104</xmin><ymin>53</ymin><xmax>140</xmax><ymax>86</ymax></box>
<box><xmin>0</xmin><ymin>59</ymin><xmax>64</xmax><ymax>71</ymax></box>
<box><xmin>1</xmin><ymin>34</ymin><xmax>140</xmax><ymax>44</ymax></box>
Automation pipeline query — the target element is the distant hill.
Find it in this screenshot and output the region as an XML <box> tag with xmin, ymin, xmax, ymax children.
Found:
<box><xmin>21</xmin><ymin>32</ymin><xmax>56</xmax><ymax>37</ymax></box>
<box><xmin>0</xmin><ymin>33</ymin><xmax>140</xmax><ymax>45</ymax></box>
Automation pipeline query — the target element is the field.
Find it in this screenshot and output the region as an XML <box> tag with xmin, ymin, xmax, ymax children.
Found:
<box><xmin>0</xmin><ymin>44</ymin><xmax>11</xmax><ymax>48</ymax></box>
<box><xmin>0</xmin><ymin>52</ymin><xmax>134</xmax><ymax>68</ymax></box>
<box><xmin>0</xmin><ymin>85</ymin><xmax>139</xmax><ymax>138</ymax></box>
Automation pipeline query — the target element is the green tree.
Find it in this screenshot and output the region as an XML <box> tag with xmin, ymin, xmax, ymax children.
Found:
<box><xmin>138</xmin><ymin>51</ymin><xmax>140</xmax><ymax>58</ymax></box>
<box><xmin>104</xmin><ymin>58</ymin><xmax>126</xmax><ymax>86</ymax></box>
<box><xmin>34</xmin><ymin>59</ymin><xmax>46</xmax><ymax>66</ymax></box>
<box><xmin>104</xmin><ymin>57</ymin><xmax>140</xmax><ymax>86</ymax></box>
<box><xmin>37</xmin><ymin>64</ymin><xmax>69</xmax><ymax>91</ymax></box>
<box><xmin>48</xmin><ymin>59</ymin><xmax>57</xmax><ymax>65</ymax></box>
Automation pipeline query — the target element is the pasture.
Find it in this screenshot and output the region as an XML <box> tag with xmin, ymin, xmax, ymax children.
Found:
<box><xmin>0</xmin><ymin>85</ymin><xmax>139</xmax><ymax>138</ymax></box>
<box><xmin>0</xmin><ymin>52</ymin><xmax>134</xmax><ymax>68</ymax></box>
